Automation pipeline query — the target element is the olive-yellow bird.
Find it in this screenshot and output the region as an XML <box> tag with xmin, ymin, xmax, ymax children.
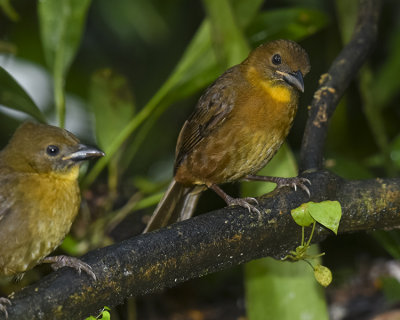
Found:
<box><xmin>0</xmin><ymin>122</ymin><xmax>104</xmax><ymax>317</ymax></box>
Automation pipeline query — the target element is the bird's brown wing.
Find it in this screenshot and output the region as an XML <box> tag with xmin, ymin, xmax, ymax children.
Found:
<box><xmin>174</xmin><ymin>67</ymin><xmax>240</xmax><ymax>171</ymax></box>
<box><xmin>0</xmin><ymin>173</ymin><xmax>16</xmax><ymax>223</ymax></box>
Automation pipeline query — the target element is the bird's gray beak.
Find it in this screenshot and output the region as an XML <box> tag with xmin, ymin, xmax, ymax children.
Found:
<box><xmin>277</xmin><ymin>70</ymin><xmax>305</xmax><ymax>93</ymax></box>
<box><xmin>62</xmin><ymin>144</ymin><xmax>105</xmax><ymax>162</ymax></box>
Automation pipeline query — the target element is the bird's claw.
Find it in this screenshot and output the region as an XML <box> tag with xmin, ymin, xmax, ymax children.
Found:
<box><xmin>227</xmin><ymin>197</ymin><xmax>260</xmax><ymax>215</ymax></box>
<box><xmin>0</xmin><ymin>297</ymin><xmax>11</xmax><ymax>319</ymax></box>
<box><xmin>48</xmin><ymin>255</ymin><xmax>97</xmax><ymax>281</ymax></box>
<box><xmin>276</xmin><ymin>177</ymin><xmax>311</xmax><ymax>197</ymax></box>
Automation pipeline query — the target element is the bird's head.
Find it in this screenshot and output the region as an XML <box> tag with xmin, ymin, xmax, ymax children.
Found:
<box><xmin>1</xmin><ymin>122</ymin><xmax>104</xmax><ymax>176</ymax></box>
<box><xmin>246</xmin><ymin>39</ymin><xmax>311</xmax><ymax>93</ymax></box>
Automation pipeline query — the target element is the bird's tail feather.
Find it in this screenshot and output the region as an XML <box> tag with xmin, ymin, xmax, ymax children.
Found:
<box><xmin>143</xmin><ymin>179</ymin><xmax>202</xmax><ymax>233</ymax></box>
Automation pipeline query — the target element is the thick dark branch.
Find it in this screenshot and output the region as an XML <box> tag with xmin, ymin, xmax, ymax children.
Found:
<box><xmin>2</xmin><ymin>1</ymin><xmax>385</xmax><ymax>319</ymax></box>
<box><xmin>5</xmin><ymin>171</ymin><xmax>400</xmax><ymax>319</ymax></box>
<box><xmin>300</xmin><ymin>0</ymin><xmax>381</xmax><ymax>171</ymax></box>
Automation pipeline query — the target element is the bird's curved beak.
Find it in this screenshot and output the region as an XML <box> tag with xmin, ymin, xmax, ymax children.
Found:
<box><xmin>62</xmin><ymin>144</ymin><xmax>105</xmax><ymax>162</ymax></box>
<box><xmin>277</xmin><ymin>70</ymin><xmax>305</xmax><ymax>93</ymax></box>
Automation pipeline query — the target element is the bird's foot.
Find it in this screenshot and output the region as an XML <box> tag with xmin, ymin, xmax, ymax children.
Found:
<box><xmin>244</xmin><ymin>175</ymin><xmax>311</xmax><ymax>197</ymax></box>
<box><xmin>0</xmin><ymin>297</ymin><xmax>11</xmax><ymax>319</ymax></box>
<box><xmin>226</xmin><ymin>197</ymin><xmax>260</xmax><ymax>214</ymax></box>
<box><xmin>209</xmin><ymin>184</ymin><xmax>261</xmax><ymax>214</ymax></box>
<box><xmin>42</xmin><ymin>255</ymin><xmax>96</xmax><ymax>281</ymax></box>
<box><xmin>273</xmin><ymin>177</ymin><xmax>311</xmax><ymax>197</ymax></box>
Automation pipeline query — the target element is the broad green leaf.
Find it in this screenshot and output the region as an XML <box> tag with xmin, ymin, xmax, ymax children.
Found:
<box><xmin>307</xmin><ymin>201</ymin><xmax>342</xmax><ymax>235</ymax></box>
<box><xmin>202</xmin><ymin>0</ymin><xmax>249</xmax><ymax>68</ymax></box>
<box><xmin>314</xmin><ymin>265</ymin><xmax>332</xmax><ymax>287</ymax></box>
<box><xmin>38</xmin><ymin>0</ymin><xmax>91</xmax><ymax>127</ymax></box>
<box><xmin>60</xmin><ymin>235</ymin><xmax>85</xmax><ymax>256</ymax></box>
<box><xmin>0</xmin><ymin>66</ymin><xmax>46</xmax><ymax>122</ymax></box>
<box><xmin>89</xmin><ymin>69</ymin><xmax>135</xmax><ymax>153</ymax></box>
<box><xmin>291</xmin><ymin>203</ymin><xmax>315</xmax><ymax>227</ymax></box>
<box><xmin>245</xmin><ymin>246</ymin><xmax>328</xmax><ymax>320</ymax></box>
<box><xmin>0</xmin><ymin>0</ymin><xmax>19</xmax><ymax>21</ymax></box>
<box><xmin>242</xmin><ymin>145</ymin><xmax>328</xmax><ymax>320</ymax></box>
<box><xmin>246</xmin><ymin>8</ymin><xmax>329</xmax><ymax>46</ymax></box>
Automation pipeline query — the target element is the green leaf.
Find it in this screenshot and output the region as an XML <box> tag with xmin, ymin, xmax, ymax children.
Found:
<box><xmin>202</xmin><ymin>0</ymin><xmax>249</xmax><ymax>68</ymax></box>
<box><xmin>101</xmin><ymin>310</ymin><xmax>111</xmax><ymax>320</ymax></box>
<box><xmin>307</xmin><ymin>201</ymin><xmax>342</xmax><ymax>234</ymax></box>
<box><xmin>381</xmin><ymin>277</ymin><xmax>400</xmax><ymax>303</ymax></box>
<box><xmin>0</xmin><ymin>0</ymin><xmax>19</xmax><ymax>21</ymax></box>
<box><xmin>313</xmin><ymin>264</ymin><xmax>332</xmax><ymax>287</ymax></box>
<box><xmin>0</xmin><ymin>66</ymin><xmax>46</xmax><ymax>122</ymax></box>
<box><xmin>245</xmin><ymin>247</ymin><xmax>328</xmax><ymax>320</ymax></box>
<box><xmin>291</xmin><ymin>203</ymin><xmax>316</xmax><ymax>227</ymax></box>
<box><xmin>246</xmin><ymin>8</ymin><xmax>330</xmax><ymax>46</ymax></box>
<box><xmin>231</xmin><ymin>0</ymin><xmax>264</xmax><ymax>28</ymax></box>
<box><xmin>243</xmin><ymin>147</ymin><xmax>328</xmax><ymax>320</ymax></box>
<box><xmin>38</xmin><ymin>0</ymin><xmax>91</xmax><ymax>127</ymax></box>
<box><xmin>373</xmin><ymin>27</ymin><xmax>400</xmax><ymax>108</ymax></box>
<box><xmin>89</xmin><ymin>69</ymin><xmax>135</xmax><ymax>153</ymax></box>
<box><xmin>335</xmin><ymin>0</ymin><xmax>358</xmax><ymax>44</ymax></box>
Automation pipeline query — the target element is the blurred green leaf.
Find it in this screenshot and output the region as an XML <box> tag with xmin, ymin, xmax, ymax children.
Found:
<box><xmin>291</xmin><ymin>203</ymin><xmax>316</xmax><ymax>227</ymax></box>
<box><xmin>59</xmin><ymin>235</ymin><xmax>86</xmax><ymax>256</ymax></box>
<box><xmin>0</xmin><ymin>66</ymin><xmax>46</xmax><ymax>122</ymax></box>
<box><xmin>326</xmin><ymin>154</ymin><xmax>373</xmax><ymax>179</ymax></box>
<box><xmin>243</xmin><ymin>145</ymin><xmax>328</xmax><ymax>320</ymax></box>
<box><xmin>0</xmin><ymin>0</ymin><xmax>19</xmax><ymax>21</ymax></box>
<box><xmin>381</xmin><ymin>277</ymin><xmax>400</xmax><ymax>304</ymax></box>
<box><xmin>38</xmin><ymin>0</ymin><xmax>91</xmax><ymax>127</ymax></box>
<box><xmin>231</xmin><ymin>0</ymin><xmax>264</xmax><ymax>28</ymax></box>
<box><xmin>246</xmin><ymin>8</ymin><xmax>330</xmax><ymax>46</ymax></box>
<box><xmin>202</xmin><ymin>0</ymin><xmax>249</xmax><ymax>68</ymax></box>
<box><xmin>390</xmin><ymin>134</ymin><xmax>400</xmax><ymax>170</ymax></box>
<box><xmin>245</xmin><ymin>247</ymin><xmax>328</xmax><ymax>320</ymax></box>
<box><xmin>98</xmin><ymin>0</ymin><xmax>168</xmax><ymax>44</ymax></box>
<box><xmin>307</xmin><ymin>201</ymin><xmax>342</xmax><ymax>235</ymax></box>
<box><xmin>335</xmin><ymin>0</ymin><xmax>358</xmax><ymax>44</ymax></box>
<box><xmin>89</xmin><ymin>69</ymin><xmax>135</xmax><ymax>153</ymax></box>
<box><xmin>374</xmin><ymin>28</ymin><xmax>400</xmax><ymax>108</ymax></box>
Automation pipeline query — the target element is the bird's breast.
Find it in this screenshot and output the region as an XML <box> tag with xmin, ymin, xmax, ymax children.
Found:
<box><xmin>0</xmin><ymin>172</ymin><xmax>80</xmax><ymax>276</ymax></box>
<box><xmin>175</xmin><ymin>81</ymin><xmax>298</xmax><ymax>186</ymax></box>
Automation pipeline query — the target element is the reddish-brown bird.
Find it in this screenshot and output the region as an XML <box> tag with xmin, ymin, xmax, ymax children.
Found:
<box><xmin>0</xmin><ymin>122</ymin><xmax>104</xmax><ymax>318</ymax></box>
<box><xmin>145</xmin><ymin>39</ymin><xmax>311</xmax><ymax>232</ymax></box>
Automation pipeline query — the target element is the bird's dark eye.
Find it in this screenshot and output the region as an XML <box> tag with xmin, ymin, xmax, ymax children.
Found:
<box><xmin>46</xmin><ymin>145</ymin><xmax>59</xmax><ymax>156</ymax></box>
<box><xmin>272</xmin><ymin>54</ymin><xmax>282</xmax><ymax>65</ymax></box>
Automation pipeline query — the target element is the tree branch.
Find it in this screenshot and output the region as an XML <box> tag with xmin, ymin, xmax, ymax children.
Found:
<box><xmin>5</xmin><ymin>171</ymin><xmax>400</xmax><ymax>319</ymax></box>
<box><xmin>2</xmin><ymin>0</ymin><xmax>384</xmax><ymax>318</ymax></box>
<box><xmin>300</xmin><ymin>0</ymin><xmax>381</xmax><ymax>171</ymax></box>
